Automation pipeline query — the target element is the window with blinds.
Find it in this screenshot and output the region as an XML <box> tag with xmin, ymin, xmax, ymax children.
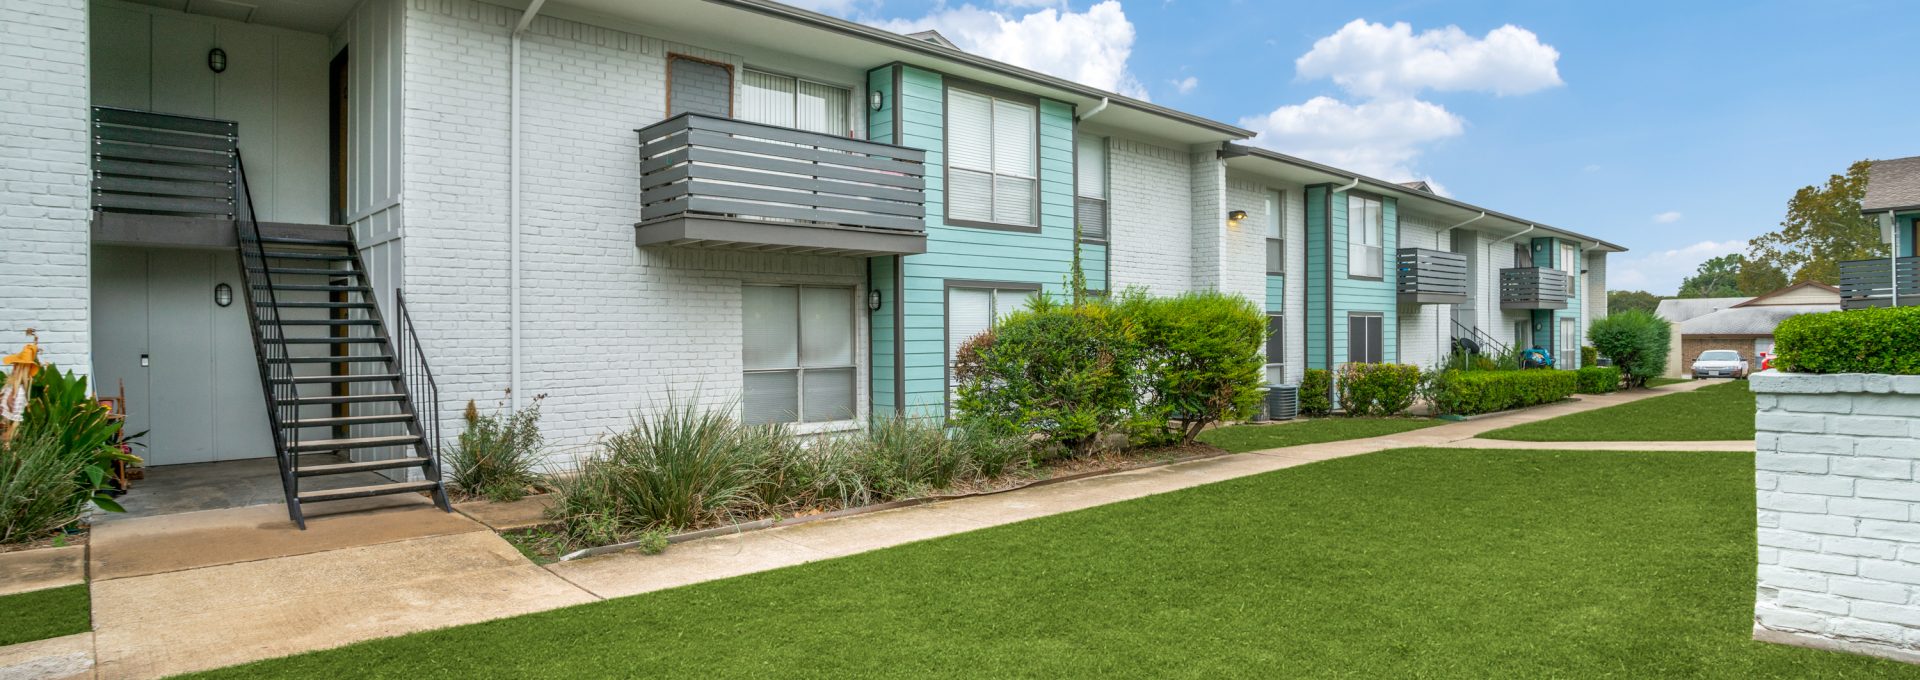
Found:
<box><xmin>1347</xmin><ymin>193</ymin><xmax>1384</xmax><ymax>279</ymax></box>
<box><xmin>1076</xmin><ymin>135</ymin><xmax>1108</xmax><ymax>242</ymax></box>
<box><xmin>739</xmin><ymin>69</ymin><xmax>850</xmax><ymax>136</ymax></box>
<box><xmin>947</xmin><ymin>88</ymin><xmax>1037</xmax><ymax>228</ymax></box>
<box><xmin>743</xmin><ymin>285</ymin><xmax>857</xmax><ymax>425</ymax></box>
<box><xmin>947</xmin><ymin>286</ymin><xmax>1038</xmax><ymax>394</ymax></box>
<box><xmin>1347</xmin><ymin>313</ymin><xmax>1383</xmax><ymax>364</ymax></box>
<box><xmin>1265</xmin><ymin>189</ymin><xmax>1285</xmax><ymax>275</ymax></box>
<box><xmin>1265</xmin><ymin>315</ymin><xmax>1285</xmax><ymax>384</ymax></box>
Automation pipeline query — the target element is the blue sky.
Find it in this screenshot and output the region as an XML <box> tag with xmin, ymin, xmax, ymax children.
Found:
<box><xmin>801</xmin><ymin>0</ymin><xmax>1919</xmax><ymax>295</ymax></box>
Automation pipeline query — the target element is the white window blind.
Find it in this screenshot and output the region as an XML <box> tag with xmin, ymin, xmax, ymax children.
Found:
<box><xmin>739</xmin><ymin>69</ymin><xmax>850</xmax><ymax>136</ymax></box>
<box><xmin>1347</xmin><ymin>194</ymin><xmax>1383</xmax><ymax>278</ymax></box>
<box><xmin>1560</xmin><ymin>317</ymin><xmax>1577</xmax><ymax>369</ymax></box>
<box><xmin>947</xmin><ymin>88</ymin><xmax>1037</xmax><ymax>227</ymax></box>
<box><xmin>743</xmin><ymin>285</ymin><xmax>857</xmax><ymax>425</ymax></box>
<box><xmin>948</xmin><ymin>286</ymin><xmax>1038</xmax><ymax>390</ymax></box>
<box><xmin>1076</xmin><ymin>135</ymin><xmax>1108</xmax><ymax>241</ymax></box>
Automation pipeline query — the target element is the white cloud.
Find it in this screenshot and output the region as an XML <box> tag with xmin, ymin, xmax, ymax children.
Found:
<box><xmin>1652</xmin><ymin>211</ymin><xmax>1683</xmax><ymax>224</ymax></box>
<box><xmin>1608</xmin><ymin>240</ymin><xmax>1745</xmax><ymax>295</ymax></box>
<box><xmin>1172</xmin><ymin>76</ymin><xmax>1198</xmax><ymax>94</ymax></box>
<box><xmin>1295</xmin><ymin>19</ymin><xmax>1564</xmax><ymax>99</ymax></box>
<box><xmin>1239</xmin><ymin>96</ymin><xmax>1463</xmax><ymax>181</ymax></box>
<box><xmin>875</xmin><ymin>2</ymin><xmax>1148</xmax><ymax>99</ymax></box>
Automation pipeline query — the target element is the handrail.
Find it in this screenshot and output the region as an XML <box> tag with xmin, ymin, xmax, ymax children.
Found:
<box><xmin>231</xmin><ymin>150</ymin><xmax>303</xmax><ymax>513</ymax></box>
<box><xmin>1450</xmin><ymin>317</ymin><xmax>1512</xmax><ymax>361</ymax></box>
<box><xmin>393</xmin><ymin>289</ymin><xmax>441</xmax><ymax>485</ymax></box>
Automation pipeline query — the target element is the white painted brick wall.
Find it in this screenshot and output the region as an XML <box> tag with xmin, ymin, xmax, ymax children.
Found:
<box><xmin>1221</xmin><ymin>177</ymin><xmax>1270</xmax><ymax>311</ymax></box>
<box><xmin>402</xmin><ymin>0</ymin><xmax>865</xmax><ymax>466</ymax></box>
<box><xmin>1395</xmin><ymin>212</ymin><xmax>1451</xmax><ymax>369</ymax></box>
<box><xmin>1220</xmin><ymin>173</ymin><xmax>1306</xmax><ymax>383</ymax></box>
<box><xmin>1107</xmin><ymin>136</ymin><xmax>1191</xmax><ymax>296</ymax></box>
<box><xmin>0</xmin><ymin>0</ymin><xmax>91</xmax><ymax>373</ymax></box>
<box><xmin>1188</xmin><ymin>148</ymin><xmax>1225</xmax><ymax>292</ymax></box>
<box><xmin>1587</xmin><ymin>251</ymin><xmax>1608</xmax><ymax>322</ymax></box>
<box><xmin>1752</xmin><ymin>371</ymin><xmax>1920</xmax><ymax>664</ymax></box>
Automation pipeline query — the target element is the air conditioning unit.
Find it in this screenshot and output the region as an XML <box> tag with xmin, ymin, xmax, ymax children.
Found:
<box><xmin>1266</xmin><ymin>384</ymin><xmax>1299</xmax><ymax>421</ymax></box>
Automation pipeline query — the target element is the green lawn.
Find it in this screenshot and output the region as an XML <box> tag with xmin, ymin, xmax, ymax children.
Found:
<box><xmin>194</xmin><ymin>448</ymin><xmax>1912</xmax><ymax>679</ymax></box>
<box><xmin>1198</xmin><ymin>417</ymin><xmax>1442</xmax><ymax>453</ymax></box>
<box><xmin>1481</xmin><ymin>380</ymin><xmax>1755</xmax><ymax>441</ymax></box>
<box><xmin>0</xmin><ymin>583</ymin><xmax>90</xmax><ymax>646</ymax></box>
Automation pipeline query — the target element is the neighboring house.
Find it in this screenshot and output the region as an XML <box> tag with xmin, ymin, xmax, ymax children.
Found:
<box><xmin>1674</xmin><ymin>282</ymin><xmax>1840</xmax><ymax>372</ymax></box>
<box><xmin>1656</xmin><ymin>297</ymin><xmax>1750</xmax><ymax>377</ymax></box>
<box><xmin>0</xmin><ymin>0</ymin><xmax>1624</xmax><ymax>521</ymax></box>
<box><xmin>1844</xmin><ymin>155</ymin><xmax>1920</xmax><ymax>309</ymax></box>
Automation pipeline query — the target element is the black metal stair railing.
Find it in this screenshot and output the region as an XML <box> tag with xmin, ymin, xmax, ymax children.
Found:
<box><xmin>231</xmin><ymin>151</ymin><xmax>305</xmax><ymax>516</ymax></box>
<box><xmin>393</xmin><ymin>289</ymin><xmax>442</xmax><ymax>488</ymax></box>
<box><xmin>1450</xmin><ymin>316</ymin><xmax>1513</xmax><ymax>363</ymax></box>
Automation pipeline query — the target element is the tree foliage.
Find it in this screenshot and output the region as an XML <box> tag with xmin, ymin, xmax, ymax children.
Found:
<box><xmin>1747</xmin><ymin>160</ymin><xmax>1886</xmax><ymax>285</ymax></box>
<box><xmin>1607</xmin><ymin>290</ymin><xmax>1663</xmax><ymax>316</ymax></box>
<box><xmin>1586</xmin><ymin>310</ymin><xmax>1671</xmax><ymax>389</ymax></box>
<box><xmin>1736</xmin><ymin>257</ymin><xmax>1788</xmax><ymax>296</ymax></box>
<box><xmin>1677</xmin><ymin>254</ymin><xmax>1744</xmax><ymax>298</ymax></box>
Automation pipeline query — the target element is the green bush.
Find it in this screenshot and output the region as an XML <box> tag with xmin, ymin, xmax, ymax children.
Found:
<box><xmin>1335</xmin><ymin>363</ymin><xmax>1422</xmax><ymax>416</ymax></box>
<box><xmin>1116</xmin><ymin>291</ymin><xmax>1266</xmax><ymax>445</ymax></box>
<box><xmin>1299</xmin><ymin>369</ymin><xmax>1333</xmax><ymax>416</ymax></box>
<box><xmin>953</xmin><ymin>295</ymin><xmax>1145</xmax><ymax>456</ymax></box>
<box><xmin>1588</xmin><ymin>310</ymin><xmax>1671</xmax><ymax>388</ymax></box>
<box><xmin>1575</xmin><ymin>366</ymin><xmax>1621</xmax><ymax>394</ymax></box>
<box><xmin>1774</xmin><ymin>307</ymin><xmax>1920</xmax><ymax>375</ymax></box>
<box><xmin>447</xmin><ymin>396</ymin><xmax>547</xmax><ymax>502</ymax></box>
<box><xmin>1580</xmin><ymin>346</ymin><xmax>1599</xmax><ymax>368</ymax></box>
<box><xmin>1426</xmin><ymin>369</ymin><xmax>1578</xmax><ymax>416</ymax></box>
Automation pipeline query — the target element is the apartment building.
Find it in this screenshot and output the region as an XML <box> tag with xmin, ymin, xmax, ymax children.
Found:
<box><xmin>0</xmin><ymin>0</ymin><xmax>1622</xmax><ymax>523</ymax></box>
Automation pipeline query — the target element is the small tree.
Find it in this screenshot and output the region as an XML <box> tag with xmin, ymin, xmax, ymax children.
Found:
<box><xmin>1587</xmin><ymin>310</ymin><xmax>1671</xmax><ymax>389</ymax></box>
<box><xmin>1117</xmin><ymin>291</ymin><xmax>1265</xmax><ymax>445</ymax></box>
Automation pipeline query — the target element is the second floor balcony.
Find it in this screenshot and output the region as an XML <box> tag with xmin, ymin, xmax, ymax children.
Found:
<box><xmin>1839</xmin><ymin>256</ymin><xmax>1920</xmax><ymax>310</ymax></box>
<box><xmin>635</xmin><ymin>113</ymin><xmax>928</xmax><ymax>257</ymax></box>
<box><xmin>1396</xmin><ymin>248</ymin><xmax>1468</xmax><ymax>304</ymax></box>
<box><xmin>1499</xmin><ymin>266</ymin><xmax>1570</xmax><ymax>310</ymax></box>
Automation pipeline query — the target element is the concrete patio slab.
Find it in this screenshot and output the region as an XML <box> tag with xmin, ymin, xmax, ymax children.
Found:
<box><xmin>0</xmin><ymin>545</ymin><xmax>85</xmax><ymax>596</ymax></box>
<box><xmin>91</xmin><ymin>530</ymin><xmax>594</xmax><ymax>680</ymax></box>
<box><xmin>89</xmin><ymin>494</ymin><xmax>482</xmax><ymax>581</ymax></box>
<box><xmin>0</xmin><ymin>632</ymin><xmax>92</xmax><ymax>680</ymax></box>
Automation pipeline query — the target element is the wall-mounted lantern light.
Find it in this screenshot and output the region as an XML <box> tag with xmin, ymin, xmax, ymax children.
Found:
<box><xmin>208</xmin><ymin>47</ymin><xmax>228</xmax><ymax>74</ymax></box>
<box><xmin>1227</xmin><ymin>210</ymin><xmax>1248</xmax><ymax>227</ymax></box>
<box><xmin>869</xmin><ymin>90</ymin><xmax>884</xmax><ymax>111</ymax></box>
<box><xmin>867</xmin><ymin>289</ymin><xmax>883</xmax><ymax>312</ymax></box>
<box><xmin>214</xmin><ymin>282</ymin><xmax>233</xmax><ymax>307</ymax></box>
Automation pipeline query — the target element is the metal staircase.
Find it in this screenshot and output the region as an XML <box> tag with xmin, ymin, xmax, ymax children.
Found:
<box><xmin>232</xmin><ymin>154</ymin><xmax>448</xmax><ymax>529</ymax></box>
<box><xmin>1450</xmin><ymin>317</ymin><xmax>1513</xmax><ymax>363</ymax></box>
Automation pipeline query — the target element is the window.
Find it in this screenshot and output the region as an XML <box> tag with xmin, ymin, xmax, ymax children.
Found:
<box><xmin>1347</xmin><ymin>193</ymin><xmax>1383</xmax><ymax>278</ymax></box>
<box><xmin>1559</xmin><ymin>242</ymin><xmax>1579</xmax><ymax>298</ymax></box>
<box><xmin>1347</xmin><ymin>313</ymin><xmax>1383</xmax><ymax>364</ymax></box>
<box><xmin>1560</xmin><ymin>317</ymin><xmax>1577</xmax><ymax>368</ymax></box>
<box><xmin>946</xmin><ymin>87</ymin><xmax>1037</xmax><ymax>229</ymax></box>
<box><xmin>1515</xmin><ymin>320</ymin><xmax>1532</xmax><ymax>350</ymax></box>
<box><xmin>740</xmin><ymin>69</ymin><xmax>850</xmax><ymax>136</ymax></box>
<box><xmin>1265</xmin><ymin>189</ymin><xmax>1285</xmax><ymax>275</ymax></box>
<box><xmin>1265</xmin><ymin>314</ymin><xmax>1285</xmax><ymax>384</ymax></box>
<box><xmin>1075</xmin><ymin>135</ymin><xmax>1108</xmax><ymax>241</ymax></box>
<box><xmin>947</xmin><ymin>285</ymin><xmax>1039</xmax><ymax>390</ymax></box>
<box><xmin>1514</xmin><ymin>242</ymin><xmax>1532</xmax><ymax>268</ymax></box>
<box><xmin>743</xmin><ymin>285</ymin><xmax>856</xmax><ymax>425</ymax></box>
<box><xmin>668</xmin><ymin>55</ymin><xmax>732</xmax><ymax>118</ymax></box>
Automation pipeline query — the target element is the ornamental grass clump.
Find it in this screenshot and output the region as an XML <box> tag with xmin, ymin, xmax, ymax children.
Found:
<box><xmin>447</xmin><ymin>395</ymin><xmax>548</xmax><ymax>502</ymax></box>
<box><xmin>859</xmin><ymin>415</ymin><xmax>972</xmax><ymax>499</ymax></box>
<box><xmin>2</xmin><ymin>365</ymin><xmax>138</xmax><ymax>544</ymax></box>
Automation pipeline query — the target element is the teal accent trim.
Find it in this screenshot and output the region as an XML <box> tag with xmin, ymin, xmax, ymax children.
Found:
<box><xmin>1265</xmin><ymin>275</ymin><xmax>1284</xmax><ymax>312</ymax></box>
<box><xmin>1328</xmin><ymin>191</ymin><xmax>1398</xmax><ymax>365</ymax></box>
<box><xmin>866</xmin><ymin>65</ymin><xmax>896</xmax><ymax>144</ymax></box>
<box><xmin>867</xmin><ymin>255</ymin><xmax>898</xmax><ymax>414</ymax></box>
<box><xmin>1305</xmin><ymin>185</ymin><xmax>1329</xmax><ymax>369</ymax></box>
<box><xmin>1081</xmin><ymin>243</ymin><xmax>1108</xmax><ymax>292</ymax></box>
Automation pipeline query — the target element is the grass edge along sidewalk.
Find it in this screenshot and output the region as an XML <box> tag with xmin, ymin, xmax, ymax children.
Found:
<box><xmin>1478</xmin><ymin>380</ymin><xmax>1756</xmax><ymax>442</ymax></box>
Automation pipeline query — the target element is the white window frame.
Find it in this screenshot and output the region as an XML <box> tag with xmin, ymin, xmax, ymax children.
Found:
<box><xmin>1347</xmin><ymin>313</ymin><xmax>1384</xmax><ymax>364</ymax></box>
<box><xmin>1347</xmin><ymin>193</ymin><xmax>1384</xmax><ymax>279</ymax></box>
<box><xmin>1075</xmin><ymin>134</ymin><xmax>1108</xmax><ymax>243</ymax></box>
<box><xmin>1265</xmin><ymin>314</ymin><xmax>1285</xmax><ymax>385</ymax></box>
<box><xmin>1560</xmin><ymin>317</ymin><xmax>1578</xmax><ymax>369</ymax></box>
<box><xmin>742</xmin><ymin>284</ymin><xmax>859</xmax><ymax>427</ymax></box>
<box><xmin>944</xmin><ymin>85</ymin><xmax>1039</xmax><ymax>231</ymax></box>
<box><xmin>1266</xmin><ymin>189</ymin><xmax>1286</xmax><ymax>275</ymax></box>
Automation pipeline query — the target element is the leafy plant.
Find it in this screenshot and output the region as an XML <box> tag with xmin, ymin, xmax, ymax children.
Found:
<box><xmin>953</xmin><ymin>294</ymin><xmax>1144</xmax><ymax>457</ymax></box>
<box><xmin>1774</xmin><ymin>306</ymin><xmax>1920</xmax><ymax>375</ymax></box>
<box><xmin>447</xmin><ymin>396</ymin><xmax>548</xmax><ymax>502</ymax></box>
<box><xmin>1575</xmin><ymin>366</ymin><xmax>1622</xmax><ymax>394</ymax></box>
<box><xmin>1580</xmin><ymin>346</ymin><xmax>1599</xmax><ymax>368</ymax></box>
<box><xmin>1426</xmin><ymin>369</ymin><xmax>1577</xmax><ymax>416</ymax></box>
<box><xmin>1335</xmin><ymin>363</ymin><xmax>1422</xmax><ymax>417</ymax></box>
<box><xmin>1299</xmin><ymin>369</ymin><xmax>1333</xmax><ymax>416</ymax></box>
<box><xmin>1587</xmin><ymin>310</ymin><xmax>1672</xmax><ymax>388</ymax></box>
<box><xmin>1116</xmin><ymin>291</ymin><xmax>1266</xmax><ymax>445</ymax></box>
<box><xmin>11</xmin><ymin>366</ymin><xmax>136</xmax><ymax>517</ymax></box>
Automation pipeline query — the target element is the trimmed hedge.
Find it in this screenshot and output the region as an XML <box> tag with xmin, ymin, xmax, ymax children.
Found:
<box><xmin>1336</xmin><ymin>363</ymin><xmax>1422</xmax><ymax>416</ymax></box>
<box><xmin>1575</xmin><ymin>366</ymin><xmax>1621</xmax><ymax>394</ymax></box>
<box><xmin>1774</xmin><ymin>306</ymin><xmax>1920</xmax><ymax>375</ymax></box>
<box><xmin>1300</xmin><ymin>369</ymin><xmax>1333</xmax><ymax>417</ymax></box>
<box><xmin>1427</xmin><ymin>369</ymin><xmax>1578</xmax><ymax>416</ymax></box>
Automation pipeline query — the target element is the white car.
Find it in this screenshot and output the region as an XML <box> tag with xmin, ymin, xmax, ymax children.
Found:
<box><xmin>1691</xmin><ymin>350</ymin><xmax>1749</xmax><ymax>379</ymax></box>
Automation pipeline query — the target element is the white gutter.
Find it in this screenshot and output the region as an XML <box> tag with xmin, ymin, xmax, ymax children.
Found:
<box><xmin>1443</xmin><ymin>211</ymin><xmax>1486</xmax><ymax>235</ymax></box>
<box><xmin>509</xmin><ymin>0</ymin><xmax>546</xmax><ymax>409</ymax></box>
<box><xmin>1494</xmin><ymin>223</ymin><xmax>1536</xmax><ymax>244</ymax></box>
<box><xmin>1078</xmin><ymin>97</ymin><xmax>1109</xmax><ymax>122</ymax></box>
<box><xmin>1334</xmin><ymin>177</ymin><xmax>1360</xmax><ymax>193</ymax></box>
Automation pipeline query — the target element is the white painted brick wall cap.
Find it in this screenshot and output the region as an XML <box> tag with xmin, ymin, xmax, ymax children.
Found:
<box><xmin>1752</xmin><ymin>370</ymin><xmax>1920</xmax><ymax>395</ymax></box>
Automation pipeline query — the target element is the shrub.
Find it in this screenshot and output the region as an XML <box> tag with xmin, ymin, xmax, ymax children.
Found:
<box><xmin>0</xmin><ymin>434</ymin><xmax>92</xmax><ymax>544</ymax></box>
<box><xmin>1335</xmin><ymin>363</ymin><xmax>1422</xmax><ymax>416</ymax></box>
<box><xmin>953</xmin><ymin>295</ymin><xmax>1143</xmax><ymax>456</ymax></box>
<box><xmin>858</xmin><ymin>416</ymin><xmax>972</xmax><ymax>499</ymax></box>
<box><xmin>1299</xmin><ymin>369</ymin><xmax>1333</xmax><ymax>416</ymax></box>
<box><xmin>1575</xmin><ymin>366</ymin><xmax>1621</xmax><ymax>394</ymax></box>
<box><xmin>1117</xmin><ymin>291</ymin><xmax>1266</xmax><ymax>445</ymax></box>
<box><xmin>447</xmin><ymin>396</ymin><xmax>547</xmax><ymax>502</ymax></box>
<box><xmin>1580</xmin><ymin>346</ymin><xmax>1599</xmax><ymax>368</ymax></box>
<box><xmin>1426</xmin><ymin>369</ymin><xmax>1577</xmax><ymax>416</ymax></box>
<box><xmin>1588</xmin><ymin>310</ymin><xmax>1671</xmax><ymax>388</ymax></box>
<box><xmin>1774</xmin><ymin>306</ymin><xmax>1920</xmax><ymax>375</ymax></box>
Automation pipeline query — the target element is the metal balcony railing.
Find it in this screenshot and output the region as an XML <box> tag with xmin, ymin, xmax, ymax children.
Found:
<box><xmin>1838</xmin><ymin>256</ymin><xmax>1920</xmax><ymax>310</ymax></box>
<box><xmin>91</xmin><ymin>106</ymin><xmax>238</xmax><ymax>218</ymax></box>
<box><xmin>1397</xmin><ymin>247</ymin><xmax>1468</xmax><ymax>304</ymax></box>
<box><xmin>1499</xmin><ymin>267</ymin><xmax>1570</xmax><ymax>310</ymax></box>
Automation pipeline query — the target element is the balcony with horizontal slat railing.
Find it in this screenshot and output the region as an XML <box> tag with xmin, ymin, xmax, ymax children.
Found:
<box><xmin>1499</xmin><ymin>266</ymin><xmax>1570</xmax><ymax>310</ymax></box>
<box><xmin>1397</xmin><ymin>247</ymin><xmax>1468</xmax><ymax>304</ymax></box>
<box><xmin>634</xmin><ymin>113</ymin><xmax>928</xmax><ymax>257</ymax></box>
<box><xmin>1838</xmin><ymin>256</ymin><xmax>1920</xmax><ymax>310</ymax></box>
<box><xmin>91</xmin><ymin>106</ymin><xmax>238</xmax><ymax>218</ymax></box>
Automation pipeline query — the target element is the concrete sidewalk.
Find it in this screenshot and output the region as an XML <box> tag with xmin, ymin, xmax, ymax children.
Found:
<box><xmin>15</xmin><ymin>379</ymin><xmax>1727</xmax><ymax>679</ymax></box>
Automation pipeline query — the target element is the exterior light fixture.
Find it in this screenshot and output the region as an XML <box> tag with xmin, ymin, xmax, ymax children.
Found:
<box><xmin>214</xmin><ymin>282</ymin><xmax>233</xmax><ymax>307</ymax></box>
<box><xmin>1227</xmin><ymin>210</ymin><xmax>1248</xmax><ymax>226</ymax></box>
<box><xmin>869</xmin><ymin>90</ymin><xmax>884</xmax><ymax>111</ymax></box>
<box><xmin>208</xmin><ymin>48</ymin><xmax>227</xmax><ymax>74</ymax></box>
<box><xmin>867</xmin><ymin>289</ymin><xmax>883</xmax><ymax>312</ymax></box>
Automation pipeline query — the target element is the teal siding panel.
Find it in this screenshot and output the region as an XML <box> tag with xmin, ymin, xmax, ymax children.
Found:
<box><xmin>1082</xmin><ymin>243</ymin><xmax>1109</xmax><ymax>292</ymax></box>
<box><xmin>1305</xmin><ymin>186</ymin><xmax>1328</xmax><ymax>369</ymax></box>
<box><xmin>1329</xmin><ymin>191</ymin><xmax>1399</xmax><ymax>365</ymax></box>
<box><xmin>1265</xmin><ymin>275</ymin><xmax>1284</xmax><ymax>312</ymax></box>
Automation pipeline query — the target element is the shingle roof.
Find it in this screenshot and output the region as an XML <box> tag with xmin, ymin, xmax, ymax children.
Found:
<box><xmin>1679</xmin><ymin>304</ymin><xmax>1837</xmax><ymax>336</ymax></box>
<box><xmin>1654</xmin><ymin>297</ymin><xmax>1748</xmax><ymax>324</ymax></box>
<box><xmin>1863</xmin><ymin>156</ymin><xmax>1920</xmax><ymax>212</ymax></box>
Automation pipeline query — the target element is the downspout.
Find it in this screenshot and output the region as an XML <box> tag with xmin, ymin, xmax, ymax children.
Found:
<box><xmin>509</xmin><ymin>0</ymin><xmax>545</xmax><ymax>409</ymax></box>
<box><xmin>1892</xmin><ymin>210</ymin><xmax>1901</xmax><ymax>308</ymax></box>
<box><xmin>1077</xmin><ymin>97</ymin><xmax>1109</xmax><ymax>122</ymax></box>
<box><xmin>1333</xmin><ymin>176</ymin><xmax>1360</xmax><ymax>194</ymax></box>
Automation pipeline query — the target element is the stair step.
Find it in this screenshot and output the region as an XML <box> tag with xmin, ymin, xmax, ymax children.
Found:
<box><xmin>268</xmin><ymin>301</ymin><xmax>376</xmax><ymax>309</ymax></box>
<box><xmin>253</xmin><ymin>283</ymin><xmax>371</xmax><ymax>293</ymax></box>
<box><xmin>273</xmin><ymin>319</ymin><xmax>382</xmax><ymax>326</ymax></box>
<box><xmin>273</xmin><ymin>373</ymin><xmax>401</xmax><ymax>385</ymax></box>
<box><xmin>248</xmin><ymin>266</ymin><xmax>364</xmax><ymax>277</ymax></box>
<box><xmin>297</xmin><ymin>457</ymin><xmax>431</xmax><ymax>478</ymax></box>
<box><xmin>255</xmin><ymin>235</ymin><xmax>354</xmax><ymax>248</ymax></box>
<box><xmin>297</xmin><ymin>480</ymin><xmax>438</xmax><ymax>503</ymax></box>
<box><xmin>289</xmin><ymin>433</ymin><xmax>423</xmax><ymax>453</ymax></box>
<box><xmin>284</xmin><ymin>392</ymin><xmax>407</xmax><ymax>405</ymax></box>
<box><xmin>263</xmin><ymin>337</ymin><xmax>387</xmax><ymax>344</ymax></box>
<box><xmin>260</xmin><ymin>251</ymin><xmax>355</xmax><ymax>261</ymax></box>
<box><xmin>269</xmin><ymin>355</ymin><xmax>394</xmax><ymax>364</ymax></box>
<box><xmin>289</xmin><ymin>412</ymin><xmax>415</xmax><ymax>428</ymax></box>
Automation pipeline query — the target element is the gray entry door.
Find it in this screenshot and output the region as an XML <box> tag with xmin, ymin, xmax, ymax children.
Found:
<box><xmin>92</xmin><ymin>246</ymin><xmax>275</xmax><ymax>466</ymax></box>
